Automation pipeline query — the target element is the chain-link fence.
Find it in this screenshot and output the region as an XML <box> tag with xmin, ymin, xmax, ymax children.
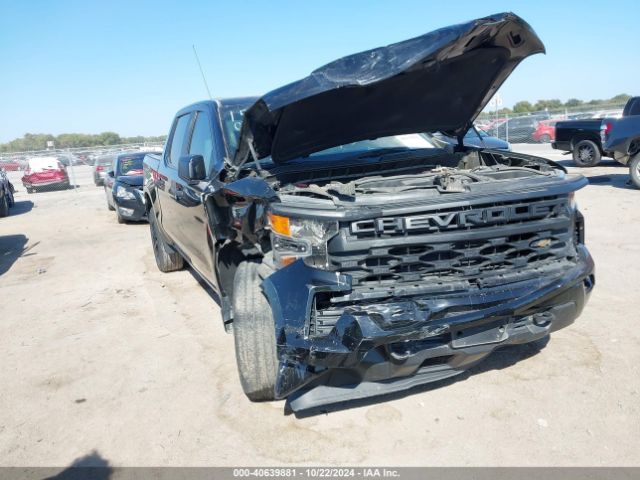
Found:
<box><xmin>0</xmin><ymin>142</ymin><xmax>163</xmax><ymax>194</ymax></box>
<box><xmin>476</xmin><ymin>102</ymin><xmax>627</xmax><ymax>144</ymax></box>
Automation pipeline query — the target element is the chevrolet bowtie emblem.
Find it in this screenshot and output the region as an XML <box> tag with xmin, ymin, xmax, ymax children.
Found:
<box><xmin>531</xmin><ymin>238</ymin><xmax>552</xmax><ymax>249</ymax></box>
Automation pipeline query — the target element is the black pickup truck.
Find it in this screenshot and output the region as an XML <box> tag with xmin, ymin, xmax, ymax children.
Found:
<box><xmin>552</xmin><ymin>97</ymin><xmax>640</xmax><ymax>167</ymax></box>
<box><xmin>604</xmin><ymin>110</ymin><xmax>640</xmax><ymax>188</ymax></box>
<box><xmin>144</xmin><ymin>13</ymin><xmax>594</xmax><ymax>411</ymax></box>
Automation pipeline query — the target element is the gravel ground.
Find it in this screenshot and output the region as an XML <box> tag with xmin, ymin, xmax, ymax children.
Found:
<box><xmin>0</xmin><ymin>145</ymin><xmax>638</xmax><ymax>467</ymax></box>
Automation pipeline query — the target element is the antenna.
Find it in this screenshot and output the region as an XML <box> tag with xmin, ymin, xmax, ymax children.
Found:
<box><xmin>192</xmin><ymin>44</ymin><xmax>212</xmax><ymax>100</ymax></box>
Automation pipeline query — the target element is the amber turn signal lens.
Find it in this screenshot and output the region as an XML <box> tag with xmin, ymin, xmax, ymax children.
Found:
<box><xmin>269</xmin><ymin>213</ymin><xmax>291</xmax><ymax>237</ymax></box>
<box><xmin>279</xmin><ymin>256</ymin><xmax>296</xmax><ymax>267</ymax></box>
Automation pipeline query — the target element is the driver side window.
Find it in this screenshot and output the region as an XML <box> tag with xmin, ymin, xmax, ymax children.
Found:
<box><xmin>188</xmin><ymin>111</ymin><xmax>215</xmax><ymax>174</ymax></box>
<box><xmin>167</xmin><ymin>113</ymin><xmax>192</xmax><ymax>167</ymax></box>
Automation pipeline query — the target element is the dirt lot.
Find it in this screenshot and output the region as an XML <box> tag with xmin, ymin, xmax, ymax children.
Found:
<box><xmin>0</xmin><ymin>145</ymin><xmax>639</xmax><ymax>467</ymax></box>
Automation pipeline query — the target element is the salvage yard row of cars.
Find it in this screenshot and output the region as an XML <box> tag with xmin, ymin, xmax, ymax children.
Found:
<box><xmin>6</xmin><ymin>12</ymin><xmax>639</xmax><ymax>413</ymax></box>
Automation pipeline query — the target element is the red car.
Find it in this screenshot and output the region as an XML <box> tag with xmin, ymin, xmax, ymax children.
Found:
<box><xmin>21</xmin><ymin>157</ymin><xmax>70</xmax><ymax>193</ymax></box>
<box><xmin>532</xmin><ymin>120</ymin><xmax>556</xmax><ymax>143</ymax></box>
<box><xmin>0</xmin><ymin>160</ymin><xmax>22</xmax><ymax>171</ymax></box>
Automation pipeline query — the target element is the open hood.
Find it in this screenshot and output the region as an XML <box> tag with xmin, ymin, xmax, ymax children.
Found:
<box><xmin>233</xmin><ymin>12</ymin><xmax>544</xmax><ymax>165</ymax></box>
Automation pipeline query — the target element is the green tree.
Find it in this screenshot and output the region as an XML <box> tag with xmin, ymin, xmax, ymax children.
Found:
<box><xmin>564</xmin><ymin>98</ymin><xmax>583</xmax><ymax>107</ymax></box>
<box><xmin>513</xmin><ymin>101</ymin><xmax>533</xmax><ymax>113</ymax></box>
<box><xmin>610</xmin><ymin>93</ymin><xmax>631</xmax><ymax>103</ymax></box>
<box><xmin>533</xmin><ymin>99</ymin><xmax>563</xmax><ymax>111</ymax></box>
<box><xmin>98</xmin><ymin>132</ymin><xmax>121</xmax><ymax>145</ymax></box>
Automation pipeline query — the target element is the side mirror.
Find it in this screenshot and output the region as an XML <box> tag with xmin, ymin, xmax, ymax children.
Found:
<box><xmin>178</xmin><ymin>155</ymin><xmax>206</xmax><ymax>183</ymax></box>
<box><xmin>107</xmin><ymin>170</ymin><xmax>115</xmax><ymax>178</ymax></box>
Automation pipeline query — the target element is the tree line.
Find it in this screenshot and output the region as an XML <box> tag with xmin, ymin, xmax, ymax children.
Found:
<box><xmin>0</xmin><ymin>132</ymin><xmax>167</xmax><ymax>153</ymax></box>
<box><xmin>490</xmin><ymin>93</ymin><xmax>631</xmax><ymax>116</ymax></box>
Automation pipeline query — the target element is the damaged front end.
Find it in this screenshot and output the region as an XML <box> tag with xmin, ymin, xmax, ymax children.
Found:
<box><xmin>205</xmin><ymin>12</ymin><xmax>595</xmax><ymax>411</ymax></box>
<box><xmin>254</xmin><ymin>171</ymin><xmax>594</xmax><ymax>411</ymax></box>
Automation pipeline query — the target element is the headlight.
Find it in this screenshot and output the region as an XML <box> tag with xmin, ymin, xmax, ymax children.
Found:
<box><xmin>269</xmin><ymin>213</ymin><xmax>338</xmax><ymax>269</ymax></box>
<box><xmin>116</xmin><ymin>185</ymin><xmax>136</xmax><ymax>200</ymax></box>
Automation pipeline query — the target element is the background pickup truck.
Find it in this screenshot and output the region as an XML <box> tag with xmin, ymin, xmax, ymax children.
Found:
<box><xmin>604</xmin><ymin>109</ymin><xmax>640</xmax><ymax>188</ymax></box>
<box><xmin>552</xmin><ymin>96</ymin><xmax>640</xmax><ymax>167</ymax></box>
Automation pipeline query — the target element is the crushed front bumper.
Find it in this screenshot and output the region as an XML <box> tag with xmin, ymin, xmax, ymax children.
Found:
<box><xmin>261</xmin><ymin>245</ymin><xmax>595</xmax><ymax>412</ymax></box>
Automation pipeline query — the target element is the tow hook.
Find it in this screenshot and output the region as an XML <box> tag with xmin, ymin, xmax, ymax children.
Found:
<box><xmin>532</xmin><ymin>311</ymin><xmax>554</xmax><ymax>327</ymax></box>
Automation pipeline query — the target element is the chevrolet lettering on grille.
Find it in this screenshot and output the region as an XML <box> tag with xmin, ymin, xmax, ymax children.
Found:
<box><xmin>350</xmin><ymin>199</ymin><xmax>568</xmax><ymax>235</ymax></box>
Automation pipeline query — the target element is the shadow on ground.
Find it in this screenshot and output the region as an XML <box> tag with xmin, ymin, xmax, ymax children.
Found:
<box><xmin>43</xmin><ymin>450</ymin><xmax>113</xmax><ymax>480</ymax></box>
<box><xmin>9</xmin><ymin>200</ymin><xmax>33</xmax><ymax>216</ymax></box>
<box><xmin>585</xmin><ymin>173</ymin><xmax>636</xmax><ymax>189</ymax></box>
<box><xmin>290</xmin><ymin>336</ymin><xmax>550</xmax><ymax>418</ymax></box>
<box><xmin>0</xmin><ymin>234</ymin><xmax>29</xmax><ymax>276</ymax></box>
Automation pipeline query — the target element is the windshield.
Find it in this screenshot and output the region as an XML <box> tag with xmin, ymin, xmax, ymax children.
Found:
<box><xmin>220</xmin><ymin>102</ymin><xmax>253</xmax><ymax>156</ymax></box>
<box><xmin>117</xmin><ymin>155</ymin><xmax>144</xmax><ymax>175</ymax></box>
<box><xmin>309</xmin><ymin>133</ymin><xmax>435</xmax><ymax>157</ymax></box>
<box><xmin>466</xmin><ymin>129</ymin><xmax>488</xmax><ymax>138</ymax></box>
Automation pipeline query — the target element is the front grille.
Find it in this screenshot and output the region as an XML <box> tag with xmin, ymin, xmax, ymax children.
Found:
<box><xmin>327</xmin><ymin>195</ymin><xmax>577</xmax><ymax>288</ymax></box>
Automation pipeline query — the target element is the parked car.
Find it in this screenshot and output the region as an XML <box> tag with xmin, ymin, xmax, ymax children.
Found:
<box><xmin>487</xmin><ymin>114</ymin><xmax>549</xmax><ymax>143</ymax></box>
<box><xmin>426</xmin><ymin>128</ymin><xmax>511</xmax><ymax>150</ymax></box>
<box><xmin>552</xmin><ymin>96</ymin><xmax>640</xmax><ymax>167</ymax></box>
<box><xmin>532</xmin><ymin>120</ymin><xmax>556</xmax><ymax>143</ymax></box>
<box><xmin>104</xmin><ymin>151</ymin><xmax>155</xmax><ymax>223</ymax></box>
<box><xmin>93</xmin><ymin>154</ymin><xmax>115</xmax><ymax>186</ymax></box>
<box><xmin>56</xmin><ymin>153</ymin><xmax>82</xmax><ymax>167</ymax></box>
<box><xmin>21</xmin><ymin>157</ymin><xmax>70</xmax><ymax>193</ymax></box>
<box><xmin>0</xmin><ymin>169</ymin><xmax>15</xmax><ymax>217</ymax></box>
<box><xmin>0</xmin><ymin>160</ymin><xmax>22</xmax><ymax>171</ymax></box>
<box><xmin>144</xmin><ymin>13</ymin><xmax>594</xmax><ymax>411</ymax></box>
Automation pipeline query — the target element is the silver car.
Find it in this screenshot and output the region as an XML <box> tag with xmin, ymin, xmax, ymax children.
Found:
<box><xmin>93</xmin><ymin>154</ymin><xmax>115</xmax><ymax>186</ymax></box>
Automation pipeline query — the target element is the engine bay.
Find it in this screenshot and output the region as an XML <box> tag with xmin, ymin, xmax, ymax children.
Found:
<box><xmin>265</xmin><ymin>149</ymin><xmax>565</xmax><ymax>200</ymax></box>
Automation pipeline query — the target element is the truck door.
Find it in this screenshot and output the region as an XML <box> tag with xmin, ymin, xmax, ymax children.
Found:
<box><xmin>169</xmin><ymin>109</ymin><xmax>217</xmax><ymax>283</ymax></box>
<box><xmin>156</xmin><ymin>112</ymin><xmax>193</xmax><ymax>249</ymax></box>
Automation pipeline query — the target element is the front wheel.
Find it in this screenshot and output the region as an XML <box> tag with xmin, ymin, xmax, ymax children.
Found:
<box><xmin>6</xmin><ymin>189</ymin><xmax>14</xmax><ymax>207</ymax></box>
<box><xmin>232</xmin><ymin>261</ymin><xmax>278</xmax><ymax>401</ymax></box>
<box><xmin>629</xmin><ymin>154</ymin><xmax>640</xmax><ymax>189</ymax></box>
<box><xmin>573</xmin><ymin>139</ymin><xmax>601</xmax><ymax>167</ymax></box>
<box><xmin>0</xmin><ymin>193</ymin><xmax>9</xmax><ymax>217</ymax></box>
<box><xmin>105</xmin><ymin>187</ymin><xmax>115</xmax><ymax>211</ymax></box>
<box><xmin>539</xmin><ymin>134</ymin><xmax>551</xmax><ymax>143</ymax></box>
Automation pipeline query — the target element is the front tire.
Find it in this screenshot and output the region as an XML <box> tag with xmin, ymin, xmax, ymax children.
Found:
<box><xmin>105</xmin><ymin>187</ymin><xmax>115</xmax><ymax>211</ymax></box>
<box><xmin>573</xmin><ymin>139</ymin><xmax>601</xmax><ymax>167</ymax></box>
<box><xmin>232</xmin><ymin>261</ymin><xmax>278</xmax><ymax>401</ymax></box>
<box><xmin>539</xmin><ymin>134</ymin><xmax>551</xmax><ymax>143</ymax></box>
<box><xmin>0</xmin><ymin>193</ymin><xmax>9</xmax><ymax>217</ymax></box>
<box><xmin>629</xmin><ymin>154</ymin><xmax>640</xmax><ymax>189</ymax></box>
<box><xmin>148</xmin><ymin>205</ymin><xmax>184</xmax><ymax>272</ymax></box>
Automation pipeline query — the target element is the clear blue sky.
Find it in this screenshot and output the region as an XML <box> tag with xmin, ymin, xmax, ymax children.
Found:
<box><xmin>1</xmin><ymin>0</ymin><xmax>638</xmax><ymax>142</ymax></box>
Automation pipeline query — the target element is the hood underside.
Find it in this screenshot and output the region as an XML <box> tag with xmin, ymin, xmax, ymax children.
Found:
<box><xmin>233</xmin><ymin>12</ymin><xmax>544</xmax><ymax>165</ymax></box>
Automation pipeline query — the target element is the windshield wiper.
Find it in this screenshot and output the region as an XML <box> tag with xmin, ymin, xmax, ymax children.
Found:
<box><xmin>354</xmin><ymin>147</ymin><xmax>412</xmax><ymax>159</ymax></box>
